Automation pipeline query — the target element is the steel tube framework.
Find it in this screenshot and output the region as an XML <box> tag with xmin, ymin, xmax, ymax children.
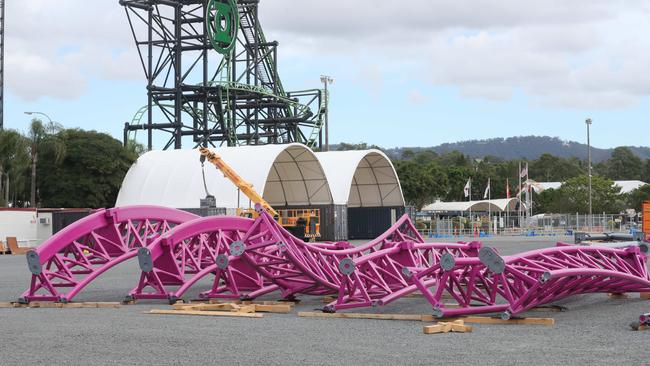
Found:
<box><xmin>120</xmin><ymin>0</ymin><xmax>325</xmax><ymax>150</ymax></box>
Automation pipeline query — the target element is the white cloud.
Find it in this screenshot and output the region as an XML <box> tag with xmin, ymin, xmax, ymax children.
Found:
<box><xmin>5</xmin><ymin>0</ymin><xmax>650</xmax><ymax>109</ymax></box>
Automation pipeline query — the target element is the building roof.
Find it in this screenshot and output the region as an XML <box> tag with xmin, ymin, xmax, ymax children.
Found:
<box><xmin>316</xmin><ymin>150</ymin><xmax>404</xmax><ymax>207</ymax></box>
<box><xmin>421</xmin><ymin>198</ymin><xmax>522</xmax><ymax>213</ymax></box>
<box><xmin>116</xmin><ymin>144</ymin><xmax>333</xmax><ymax>209</ymax></box>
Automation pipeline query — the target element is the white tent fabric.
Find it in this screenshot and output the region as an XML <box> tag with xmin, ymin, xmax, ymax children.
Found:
<box><xmin>316</xmin><ymin>150</ymin><xmax>404</xmax><ymax>207</ymax></box>
<box><xmin>421</xmin><ymin>198</ymin><xmax>522</xmax><ymax>213</ymax></box>
<box><xmin>116</xmin><ymin>144</ymin><xmax>332</xmax><ymax>209</ymax></box>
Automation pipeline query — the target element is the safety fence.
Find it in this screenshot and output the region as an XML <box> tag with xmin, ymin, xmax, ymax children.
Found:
<box><xmin>417</xmin><ymin>213</ymin><xmax>640</xmax><ymax>239</ymax></box>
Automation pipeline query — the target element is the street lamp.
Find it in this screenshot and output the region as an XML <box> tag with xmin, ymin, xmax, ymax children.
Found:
<box><xmin>586</xmin><ymin>118</ymin><xmax>593</xmax><ymax>231</ymax></box>
<box><xmin>320</xmin><ymin>75</ymin><xmax>334</xmax><ymax>151</ymax></box>
<box><xmin>24</xmin><ymin>111</ymin><xmax>53</xmax><ymax>123</ymax></box>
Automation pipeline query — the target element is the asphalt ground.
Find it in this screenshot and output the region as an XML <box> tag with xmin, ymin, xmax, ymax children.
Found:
<box><xmin>0</xmin><ymin>236</ymin><xmax>648</xmax><ymax>366</ymax></box>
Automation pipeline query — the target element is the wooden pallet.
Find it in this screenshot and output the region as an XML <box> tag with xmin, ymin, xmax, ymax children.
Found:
<box><xmin>172</xmin><ymin>302</ymin><xmax>292</xmax><ymax>314</ymax></box>
<box><xmin>0</xmin><ymin>302</ymin><xmax>122</xmax><ymax>309</ymax></box>
<box><xmin>148</xmin><ymin>301</ymin><xmax>294</xmax><ymax>318</ymax></box>
<box><xmin>423</xmin><ymin>320</ymin><xmax>473</xmax><ymax>334</ymax></box>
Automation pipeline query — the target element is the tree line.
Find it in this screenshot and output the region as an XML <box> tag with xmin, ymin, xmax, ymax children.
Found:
<box><xmin>339</xmin><ymin>143</ymin><xmax>650</xmax><ymax>213</ymax></box>
<box><xmin>0</xmin><ymin>119</ymin><xmax>139</xmax><ymax>208</ymax></box>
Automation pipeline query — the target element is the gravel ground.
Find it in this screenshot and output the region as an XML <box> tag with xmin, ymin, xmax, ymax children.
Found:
<box><xmin>0</xmin><ymin>236</ymin><xmax>648</xmax><ymax>366</ymax></box>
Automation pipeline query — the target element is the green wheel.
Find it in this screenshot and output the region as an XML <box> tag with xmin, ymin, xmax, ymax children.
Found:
<box><xmin>206</xmin><ymin>0</ymin><xmax>239</xmax><ymax>56</ymax></box>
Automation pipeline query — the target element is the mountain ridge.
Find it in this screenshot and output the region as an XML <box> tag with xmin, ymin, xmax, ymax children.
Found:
<box><xmin>378</xmin><ymin>136</ymin><xmax>650</xmax><ymax>162</ymax></box>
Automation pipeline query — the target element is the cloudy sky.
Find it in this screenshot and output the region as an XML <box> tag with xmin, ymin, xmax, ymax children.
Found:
<box><xmin>4</xmin><ymin>0</ymin><xmax>650</xmax><ymax>148</ymax></box>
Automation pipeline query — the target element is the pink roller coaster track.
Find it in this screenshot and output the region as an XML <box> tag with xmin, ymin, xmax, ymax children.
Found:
<box><xmin>20</xmin><ymin>205</ymin><xmax>650</xmax><ymax>319</ymax></box>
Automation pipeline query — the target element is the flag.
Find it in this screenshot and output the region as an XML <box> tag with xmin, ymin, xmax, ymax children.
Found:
<box><xmin>463</xmin><ymin>179</ymin><xmax>471</xmax><ymax>198</ymax></box>
<box><xmin>520</xmin><ymin>163</ymin><xmax>528</xmax><ymax>178</ymax></box>
<box><xmin>483</xmin><ymin>178</ymin><xmax>491</xmax><ymax>199</ymax></box>
<box><xmin>506</xmin><ymin>178</ymin><xmax>511</xmax><ymax>199</ymax></box>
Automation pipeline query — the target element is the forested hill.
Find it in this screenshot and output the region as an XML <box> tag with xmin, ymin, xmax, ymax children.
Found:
<box><xmin>382</xmin><ymin>136</ymin><xmax>650</xmax><ymax>162</ymax></box>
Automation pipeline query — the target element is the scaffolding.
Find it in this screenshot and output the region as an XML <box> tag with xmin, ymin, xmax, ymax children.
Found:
<box><xmin>120</xmin><ymin>0</ymin><xmax>326</xmax><ymax>150</ymax></box>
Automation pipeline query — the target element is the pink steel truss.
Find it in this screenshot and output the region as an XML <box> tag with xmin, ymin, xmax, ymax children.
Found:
<box><xmin>409</xmin><ymin>245</ymin><xmax>650</xmax><ymax>319</ymax></box>
<box><xmin>640</xmin><ymin>313</ymin><xmax>650</xmax><ymax>325</ymax></box>
<box><xmin>20</xmin><ymin>206</ymin><xmax>197</xmax><ymax>303</ymax></box>
<box><xmin>19</xmin><ymin>204</ymin><xmax>650</xmax><ymax>321</ymax></box>
<box><xmin>127</xmin><ymin>215</ymin><xmax>268</xmax><ymax>303</ymax></box>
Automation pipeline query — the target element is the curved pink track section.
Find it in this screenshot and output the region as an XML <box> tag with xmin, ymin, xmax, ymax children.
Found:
<box><xmin>20</xmin><ymin>206</ymin><xmax>197</xmax><ymax>303</ymax></box>
<box><xmin>227</xmin><ymin>208</ymin><xmax>481</xmax><ymax>310</ymax></box>
<box><xmin>410</xmin><ymin>245</ymin><xmax>650</xmax><ymax>318</ymax></box>
<box><xmin>128</xmin><ymin>216</ymin><xmax>262</xmax><ymax>303</ymax></box>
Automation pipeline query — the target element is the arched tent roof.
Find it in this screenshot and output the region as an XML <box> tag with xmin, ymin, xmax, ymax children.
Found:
<box><xmin>116</xmin><ymin>144</ymin><xmax>332</xmax><ymax>209</ymax></box>
<box><xmin>421</xmin><ymin>198</ymin><xmax>522</xmax><ymax>213</ymax></box>
<box><xmin>316</xmin><ymin>150</ymin><xmax>404</xmax><ymax>207</ymax></box>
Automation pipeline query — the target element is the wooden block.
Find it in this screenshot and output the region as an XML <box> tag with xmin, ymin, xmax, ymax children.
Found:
<box><xmin>298</xmin><ymin>311</ymin><xmax>422</xmax><ymax>321</ymax></box>
<box><xmin>608</xmin><ymin>293</ymin><xmax>630</xmax><ymax>299</ymax></box>
<box><xmin>322</xmin><ymin>296</ymin><xmax>337</xmax><ymax>303</ymax></box>
<box><xmin>28</xmin><ymin>302</ymin><xmax>63</xmax><ymax>308</ymax></box>
<box><xmin>253</xmin><ymin>304</ymin><xmax>292</xmax><ymax>313</ymax></box>
<box><xmin>148</xmin><ymin>309</ymin><xmax>263</xmax><ymax>318</ymax></box>
<box><xmin>232</xmin><ymin>305</ymin><xmax>256</xmax><ymax>313</ymax></box>
<box><xmin>640</xmin><ymin>292</ymin><xmax>650</xmax><ymax>299</ymax></box>
<box><xmin>172</xmin><ymin>303</ymin><xmax>236</xmax><ymax>311</ymax></box>
<box><xmin>421</xmin><ymin>315</ymin><xmax>555</xmax><ymax>326</ymax></box>
<box><xmin>423</xmin><ymin>323</ymin><xmax>452</xmax><ymax>334</ymax></box>
<box><xmin>451</xmin><ymin>323</ymin><xmax>473</xmax><ymax>333</ymax></box>
<box><xmin>0</xmin><ymin>302</ymin><xmax>17</xmax><ymax>308</ymax></box>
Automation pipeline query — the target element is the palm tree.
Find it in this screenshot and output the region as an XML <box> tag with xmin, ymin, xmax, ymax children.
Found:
<box><xmin>0</xmin><ymin>129</ymin><xmax>30</xmax><ymax>206</ymax></box>
<box><xmin>27</xmin><ymin>119</ymin><xmax>66</xmax><ymax>207</ymax></box>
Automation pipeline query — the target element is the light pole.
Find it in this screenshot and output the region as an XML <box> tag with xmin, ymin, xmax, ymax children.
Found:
<box><xmin>24</xmin><ymin>111</ymin><xmax>53</xmax><ymax>123</ymax></box>
<box><xmin>586</xmin><ymin>118</ymin><xmax>593</xmax><ymax>231</ymax></box>
<box><xmin>320</xmin><ymin>75</ymin><xmax>333</xmax><ymax>151</ymax></box>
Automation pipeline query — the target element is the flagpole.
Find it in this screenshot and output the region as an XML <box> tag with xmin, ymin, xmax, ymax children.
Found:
<box><xmin>518</xmin><ymin>162</ymin><xmax>522</xmax><ymax>229</ymax></box>
<box><xmin>488</xmin><ymin>178</ymin><xmax>491</xmax><ymax>235</ymax></box>
<box><xmin>469</xmin><ymin>178</ymin><xmax>472</xmax><ymax>234</ymax></box>
<box><xmin>506</xmin><ymin>178</ymin><xmax>510</xmax><ymax>231</ymax></box>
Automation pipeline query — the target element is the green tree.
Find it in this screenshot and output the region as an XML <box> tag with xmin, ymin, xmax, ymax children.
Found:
<box><xmin>554</xmin><ymin>175</ymin><xmax>623</xmax><ymax>214</ymax></box>
<box><xmin>394</xmin><ymin>160</ymin><xmax>447</xmax><ymax>210</ymax></box>
<box><xmin>37</xmin><ymin>129</ymin><xmax>138</xmax><ymax>208</ymax></box>
<box><xmin>530</xmin><ymin>154</ymin><xmax>583</xmax><ymax>182</ymax></box>
<box><xmin>627</xmin><ymin>184</ymin><xmax>650</xmax><ymax>211</ymax></box>
<box><xmin>0</xmin><ymin>129</ymin><xmax>31</xmax><ymax>206</ymax></box>
<box><xmin>598</xmin><ymin>147</ymin><xmax>643</xmax><ymax>180</ymax></box>
<box><xmin>27</xmin><ymin>119</ymin><xmax>65</xmax><ymax>207</ymax></box>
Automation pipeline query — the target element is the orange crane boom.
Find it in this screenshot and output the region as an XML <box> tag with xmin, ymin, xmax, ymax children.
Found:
<box><xmin>199</xmin><ymin>147</ymin><xmax>278</xmax><ymax>217</ymax></box>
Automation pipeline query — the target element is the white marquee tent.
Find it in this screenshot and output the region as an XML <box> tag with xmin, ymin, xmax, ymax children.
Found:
<box><xmin>421</xmin><ymin>198</ymin><xmax>523</xmax><ymax>213</ymax></box>
<box><xmin>116</xmin><ymin>143</ymin><xmax>333</xmax><ymax>209</ymax></box>
<box><xmin>316</xmin><ymin>150</ymin><xmax>404</xmax><ymax>207</ymax></box>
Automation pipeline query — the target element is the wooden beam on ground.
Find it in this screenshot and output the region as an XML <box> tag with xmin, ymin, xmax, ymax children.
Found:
<box><xmin>298</xmin><ymin>312</ymin><xmax>422</xmax><ymax>321</ymax></box>
<box><xmin>529</xmin><ymin>305</ymin><xmax>567</xmax><ymax>313</ymax></box>
<box><xmin>422</xmin><ymin>315</ymin><xmax>555</xmax><ymax>326</ymax></box>
<box><xmin>148</xmin><ymin>309</ymin><xmax>263</xmax><ymax>318</ymax></box>
<box><xmin>608</xmin><ymin>293</ymin><xmax>630</xmax><ymax>299</ymax></box>
<box><xmin>640</xmin><ymin>292</ymin><xmax>650</xmax><ymax>299</ymax></box>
